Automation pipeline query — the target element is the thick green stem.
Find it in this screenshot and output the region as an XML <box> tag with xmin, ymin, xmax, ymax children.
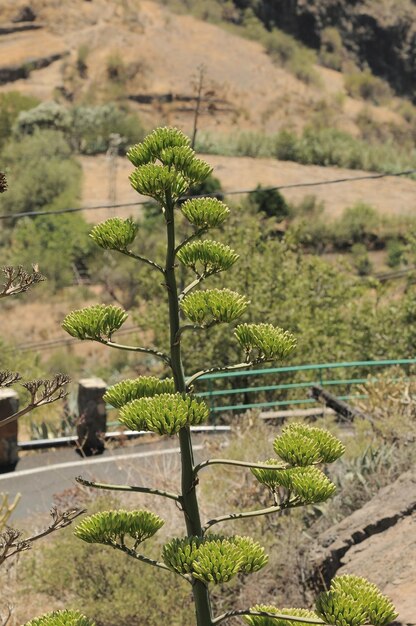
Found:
<box><xmin>164</xmin><ymin>195</ymin><xmax>214</xmax><ymax>626</ymax></box>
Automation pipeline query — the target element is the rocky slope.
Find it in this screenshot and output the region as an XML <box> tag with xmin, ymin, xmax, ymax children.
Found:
<box><xmin>312</xmin><ymin>470</ymin><xmax>416</xmax><ymax>625</ymax></box>
<box><xmin>243</xmin><ymin>0</ymin><xmax>416</xmax><ymax>98</ymax></box>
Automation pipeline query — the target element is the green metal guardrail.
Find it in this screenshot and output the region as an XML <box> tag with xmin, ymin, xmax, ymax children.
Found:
<box><xmin>192</xmin><ymin>358</ymin><xmax>416</xmax><ymax>414</ymax></box>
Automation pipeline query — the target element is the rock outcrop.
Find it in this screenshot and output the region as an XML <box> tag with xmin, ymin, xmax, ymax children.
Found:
<box><xmin>312</xmin><ymin>470</ymin><xmax>416</xmax><ymax>625</ymax></box>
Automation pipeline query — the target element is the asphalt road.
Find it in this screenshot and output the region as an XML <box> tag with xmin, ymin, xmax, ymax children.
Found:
<box><xmin>0</xmin><ymin>437</ymin><xmax>208</xmax><ymax>521</ymax></box>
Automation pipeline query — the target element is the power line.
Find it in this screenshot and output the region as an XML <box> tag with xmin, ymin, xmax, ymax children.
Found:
<box><xmin>5</xmin><ymin>325</ymin><xmax>142</xmax><ymax>353</ymax></box>
<box><xmin>0</xmin><ymin>168</ymin><xmax>415</xmax><ymax>222</ymax></box>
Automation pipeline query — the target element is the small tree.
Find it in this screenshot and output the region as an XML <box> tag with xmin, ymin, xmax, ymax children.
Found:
<box><xmin>31</xmin><ymin>129</ymin><xmax>397</xmax><ymax>626</ymax></box>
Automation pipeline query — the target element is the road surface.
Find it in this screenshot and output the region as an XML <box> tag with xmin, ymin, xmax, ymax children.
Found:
<box><xmin>0</xmin><ymin>436</ymin><xmax>209</xmax><ymax>521</ymax></box>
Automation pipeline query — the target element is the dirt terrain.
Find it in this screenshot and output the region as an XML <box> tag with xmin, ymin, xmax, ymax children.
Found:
<box><xmin>0</xmin><ymin>0</ymin><xmax>405</xmax><ymax>135</ymax></box>
<box><xmin>80</xmin><ymin>153</ymin><xmax>416</xmax><ymax>223</ymax></box>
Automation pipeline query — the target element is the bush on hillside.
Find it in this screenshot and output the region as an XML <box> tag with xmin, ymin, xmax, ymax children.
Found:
<box><xmin>344</xmin><ymin>70</ymin><xmax>392</xmax><ymax>105</ymax></box>
<box><xmin>14</xmin><ymin>102</ymin><xmax>145</xmax><ymax>154</ymax></box>
<box><xmin>0</xmin><ymin>91</ymin><xmax>39</xmax><ymax>149</ymax></box>
<box><xmin>319</xmin><ymin>27</ymin><xmax>344</xmax><ymax>71</ymax></box>
<box><xmin>14</xmin><ymin>101</ymin><xmax>71</xmax><ymax>135</ymax></box>
<box><xmin>334</xmin><ymin>203</ymin><xmax>381</xmax><ymax>249</ymax></box>
<box><xmin>0</xmin><ymin>130</ymin><xmax>80</xmax><ymax>219</ymax></box>
<box><xmin>10</xmin><ymin>213</ymin><xmax>95</xmax><ymax>291</ymax></box>
<box><xmin>250</xmin><ymin>185</ymin><xmax>292</xmax><ymax>221</ymax></box>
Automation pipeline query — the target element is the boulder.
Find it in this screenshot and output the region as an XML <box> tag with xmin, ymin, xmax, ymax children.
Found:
<box><xmin>312</xmin><ymin>470</ymin><xmax>416</xmax><ymax>625</ymax></box>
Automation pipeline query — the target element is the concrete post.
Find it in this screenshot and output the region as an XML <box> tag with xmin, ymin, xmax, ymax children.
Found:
<box><xmin>0</xmin><ymin>389</ymin><xmax>19</xmax><ymax>473</ymax></box>
<box><xmin>77</xmin><ymin>378</ymin><xmax>107</xmax><ymax>456</ymax></box>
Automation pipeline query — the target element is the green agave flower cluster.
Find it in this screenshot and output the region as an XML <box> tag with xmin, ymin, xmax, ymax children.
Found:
<box><xmin>315</xmin><ymin>575</ymin><xmax>398</xmax><ymax>626</ymax></box>
<box><xmin>24</xmin><ymin>610</ymin><xmax>95</xmax><ymax>626</ymax></box>
<box><xmin>244</xmin><ymin>605</ymin><xmax>319</xmax><ymax>626</ymax></box>
<box><xmin>235</xmin><ymin>323</ymin><xmax>297</xmax><ymax>361</ymax></box>
<box><xmin>130</xmin><ymin>163</ymin><xmax>189</xmax><ymax>204</ymax></box>
<box><xmin>273</xmin><ymin>423</ymin><xmax>345</xmax><ymax>466</ymax></box>
<box><xmin>180</xmin><ymin>197</ymin><xmax>230</xmax><ymax>229</ymax></box>
<box><xmin>89</xmin><ymin>217</ymin><xmax>138</xmax><ymax>251</ymax></box>
<box><xmin>119</xmin><ymin>392</ymin><xmax>209</xmax><ymax>435</ymax></box>
<box><xmin>162</xmin><ymin>535</ymin><xmax>268</xmax><ymax>584</ymax></box>
<box><xmin>127</xmin><ymin>127</ymin><xmax>190</xmax><ymax>167</ymax></box>
<box><xmin>177</xmin><ymin>240</ymin><xmax>239</xmax><ymax>277</ymax></box>
<box><xmin>74</xmin><ymin>509</ymin><xmax>164</xmax><ymax>546</ymax></box>
<box><xmin>62</xmin><ymin>304</ymin><xmax>127</xmax><ymax>341</ymax></box>
<box><xmin>181</xmin><ymin>288</ymin><xmax>249</xmax><ymax>325</ymax></box>
<box><xmin>104</xmin><ymin>376</ymin><xmax>175</xmax><ymax>408</ymax></box>
<box><xmin>251</xmin><ymin>462</ymin><xmax>336</xmax><ymax>504</ymax></box>
<box><xmin>251</xmin><ymin>424</ymin><xmax>345</xmax><ymax>504</ymax></box>
<box><xmin>127</xmin><ymin>127</ymin><xmax>212</xmax><ymax>203</ymax></box>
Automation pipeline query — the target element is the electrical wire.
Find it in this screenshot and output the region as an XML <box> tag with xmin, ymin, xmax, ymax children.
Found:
<box><xmin>0</xmin><ymin>168</ymin><xmax>415</xmax><ymax>222</ymax></box>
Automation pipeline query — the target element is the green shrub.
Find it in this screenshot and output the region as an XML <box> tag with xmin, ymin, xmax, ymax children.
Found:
<box><xmin>386</xmin><ymin>239</ymin><xmax>405</xmax><ymax>268</ymax></box>
<box><xmin>106</xmin><ymin>51</ymin><xmax>127</xmax><ymax>83</ymax></box>
<box><xmin>319</xmin><ymin>27</ymin><xmax>344</xmax><ymax>71</ymax></box>
<box><xmin>10</xmin><ymin>213</ymin><xmax>95</xmax><ymax>291</ymax></box>
<box><xmin>250</xmin><ymin>185</ymin><xmax>292</xmax><ymax>221</ymax></box>
<box><xmin>334</xmin><ymin>203</ymin><xmax>380</xmax><ymax>248</ymax></box>
<box><xmin>15</xmin><ymin>101</ymin><xmax>71</xmax><ymax>135</ymax></box>
<box><xmin>0</xmin><ymin>130</ymin><xmax>80</xmax><ymax>218</ymax></box>
<box><xmin>196</xmin><ymin>127</ymin><xmax>416</xmax><ymax>174</ymax></box>
<box><xmin>76</xmin><ymin>44</ymin><xmax>90</xmax><ymax>78</ymax></box>
<box><xmin>344</xmin><ymin>70</ymin><xmax>392</xmax><ymax>105</ymax></box>
<box><xmin>351</xmin><ymin>243</ymin><xmax>373</xmax><ymax>276</ymax></box>
<box><xmin>13</xmin><ymin>101</ymin><xmax>145</xmax><ymax>155</ymax></box>
<box><xmin>265</xmin><ymin>29</ymin><xmax>320</xmax><ymax>85</ymax></box>
<box><xmin>0</xmin><ymin>91</ymin><xmax>39</xmax><ymax>149</ymax></box>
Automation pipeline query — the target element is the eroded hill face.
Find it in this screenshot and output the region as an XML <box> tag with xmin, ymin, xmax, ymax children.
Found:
<box><xmin>0</xmin><ymin>0</ymin><xmax>409</xmax><ymax>138</ymax></box>
<box><xmin>244</xmin><ymin>0</ymin><xmax>416</xmax><ymax>98</ymax></box>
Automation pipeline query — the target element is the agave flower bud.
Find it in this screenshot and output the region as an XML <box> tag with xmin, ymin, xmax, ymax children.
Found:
<box><xmin>181</xmin><ymin>288</ymin><xmax>249</xmax><ymax>325</ymax></box>
<box><xmin>127</xmin><ymin>127</ymin><xmax>190</xmax><ymax>166</ymax></box>
<box><xmin>162</xmin><ymin>536</ymin><xmax>205</xmax><ymax>575</ymax></box>
<box><xmin>90</xmin><ymin>218</ymin><xmax>138</xmax><ymax>251</ymax></box>
<box><xmin>316</xmin><ymin>575</ymin><xmax>398</xmax><ymax>626</ymax></box>
<box><xmin>24</xmin><ymin>610</ymin><xmax>96</xmax><ymax>626</ymax></box>
<box><xmin>130</xmin><ymin>163</ymin><xmax>188</xmax><ymax>204</ymax></box>
<box><xmin>232</xmin><ymin>535</ymin><xmax>269</xmax><ymax>573</ymax></box>
<box><xmin>162</xmin><ymin>534</ymin><xmax>268</xmax><ymax>583</ymax></box>
<box><xmin>280</xmin><ymin>466</ymin><xmax>336</xmax><ymax>504</ymax></box>
<box><xmin>273</xmin><ymin>423</ymin><xmax>345</xmax><ymax>467</ymax></box>
<box><xmin>177</xmin><ymin>240</ymin><xmax>239</xmax><ymax>276</ymax></box>
<box><xmin>234</xmin><ymin>323</ymin><xmax>296</xmax><ymax>362</ymax></box>
<box><xmin>104</xmin><ymin>376</ymin><xmax>175</xmax><ymax>409</ymax></box>
<box><xmin>192</xmin><ymin>538</ymin><xmax>243</xmax><ymax>584</ymax></box>
<box><xmin>62</xmin><ymin>304</ymin><xmax>127</xmax><ymax>341</ymax></box>
<box><xmin>74</xmin><ymin>509</ymin><xmax>164</xmax><ymax>546</ymax></box>
<box><xmin>180</xmin><ymin>197</ymin><xmax>230</xmax><ymax>229</ymax></box>
<box><xmin>250</xmin><ymin>459</ymin><xmax>288</xmax><ymax>490</ymax></box>
<box><xmin>118</xmin><ymin>393</ymin><xmax>209</xmax><ymax>435</ymax></box>
<box><xmin>252</xmin><ymin>462</ymin><xmax>336</xmax><ymax>504</ymax></box>
<box><xmin>159</xmin><ymin>145</ymin><xmax>212</xmax><ymax>186</ymax></box>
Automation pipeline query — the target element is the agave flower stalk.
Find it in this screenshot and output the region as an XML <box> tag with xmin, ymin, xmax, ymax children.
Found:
<box><xmin>54</xmin><ymin>128</ymin><xmax>398</xmax><ymax>626</ymax></box>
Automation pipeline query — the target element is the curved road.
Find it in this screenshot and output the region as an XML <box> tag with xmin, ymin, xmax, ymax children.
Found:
<box><xmin>0</xmin><ymin>438</ymin><xmax>207</xmax><ymax>521</ymax></box>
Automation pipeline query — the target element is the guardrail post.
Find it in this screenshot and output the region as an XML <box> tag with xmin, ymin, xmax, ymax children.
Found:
<box><xmin>0</xmin><ymin>389</ymin><xmax>19</xmax><ymax>473</ymax></box>
<box><xmin>77</xmin><ymin>378</ymin><xmax>107</xmax><ymax>456</ymax></box>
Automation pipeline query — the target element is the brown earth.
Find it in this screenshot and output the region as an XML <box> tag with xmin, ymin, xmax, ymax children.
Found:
<box><xmin>0</xmin><ymin>0</ymin><xmax>408</xmax><ymax>135</ymax></box>
<box><xmin>80</xmin><ymin>153</ymin><xmax>416</xmax><ymax>223</ymax></box>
